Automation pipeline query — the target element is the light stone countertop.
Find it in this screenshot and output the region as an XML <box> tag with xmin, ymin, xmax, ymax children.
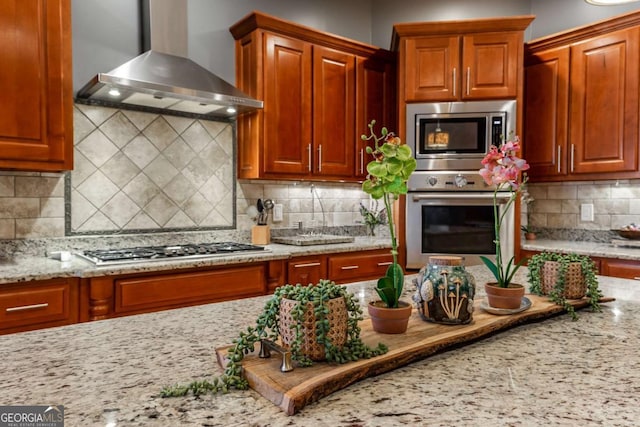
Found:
<box><xmin>522</xmin><ymin>239</ymin><xmax>640</xmax><ymax>260</ymax></box>
<box><xmin>1</xmin><ymin>265</ymin><xmax>639</xmax><ymax>427</ymax></box>
<box><xmin>0</xmin><ymin>238</ymin><xmax>391</xmax><ymax>285</ymax></box>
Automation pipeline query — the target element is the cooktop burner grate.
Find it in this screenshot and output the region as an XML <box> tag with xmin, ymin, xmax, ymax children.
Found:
<box><xmin>76</xmin><ymin>242</ymin><xmax>270</xmax><ymax>266</ymax></box>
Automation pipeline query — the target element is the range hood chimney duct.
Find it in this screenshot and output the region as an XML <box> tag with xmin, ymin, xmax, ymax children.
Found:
<box><xmin>76</xmin><ymin>0</ymin><xmax>262</xmax><ymax>118</ymax></box>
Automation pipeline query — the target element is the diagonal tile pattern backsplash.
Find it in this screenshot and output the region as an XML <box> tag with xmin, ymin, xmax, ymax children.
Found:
<box><xmin>68</xmin><ymin>105</ymin><xmax>235</xmax><ymax>234</ymax></box>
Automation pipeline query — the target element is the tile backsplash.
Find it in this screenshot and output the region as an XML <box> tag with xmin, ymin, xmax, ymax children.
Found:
<box><xmin>70</xmin><ymin>105</ymin><xmax>235</xmax><ymax>234</ymax></box>
<box><xmin>0</xmin><ymin>104</ymin><xmax>370</xmax><ymax>240</ymax></box>
<box><xmin>524</xmin><ymin>180</ymin><xmax>640</xmax><ymax>231</ymax></box>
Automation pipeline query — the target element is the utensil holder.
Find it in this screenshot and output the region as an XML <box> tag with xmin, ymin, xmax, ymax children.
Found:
<box><xmin>252</xmin><ymin>225</ymin><xmax>270</xmax><ymax>245</ymax></box>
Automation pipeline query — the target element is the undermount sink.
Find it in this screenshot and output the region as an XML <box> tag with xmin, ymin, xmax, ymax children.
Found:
<box><xmin>271</xmin><ymin>235</ymin><xmax>355</xmax><ymax>246</ymax></box>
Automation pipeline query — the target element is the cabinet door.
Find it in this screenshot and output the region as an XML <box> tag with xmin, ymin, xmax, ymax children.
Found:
<box><xmin>462</xmin><ymin>32</ymin><xmax>520</xmax><ymax>99</ymax></box>
<box><xmin>356</xmin><ymin>56</ymin><xmax>397</xmax><ymax>178</ymax></box>
<box><xmin>263</xmin><ymin>33</ymin><xmax>312</xmax><ymax>176</ymax></box>
<box><xmin>524</xmin><ymin>47</ymin><xmax>570</xmax><ymax>179</ymax></box>
<box><xmin>0</xmin><ymin>278</ymin><xmax>78</xmax><ymax>335</ymax></box>
<box><xmin>114</xmin><ymin>265</ymin><xmax>266</xmax><ymax>315</ymax></box>
<box><xmin>313</xmin><ymin>46</ymin><xmax>356</xmax><ymax>177</ymax></box>
<box><xmin>602</xmin><ymin>259</ymin><xmax>640</xmax><ymax>280</ymax></box>
<box><xmin>288</xmin><ymin>256</ymin><xmax>327</xmax><ymax>286</ymax></box>
<box><xmin>569</xmin><ymin>28</ymin><xmax>639</xmax><ymax>175</ymax></box>
<box><xmin>328</xmin><ymin>250</ymin><xmax>393</xmax><ymax>284</ymax></box>
<box><xmin>405</xmin><ymin>36</ymin><xmax>459</xmax><ymax>102</ymax></box>
<box><xmin>0</xmin><ymin>0</ymin><xmax>73</xmax><ymax>171</ymax></box>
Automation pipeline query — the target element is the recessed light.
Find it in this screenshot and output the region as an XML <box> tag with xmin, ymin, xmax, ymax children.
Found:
<box><xmin>226</xmin><ymin>107</ymin><xmax>237</xmax><ymax>114</ymax></box>
<box><xmin>585</xmin><ymin>0</ymin><xmax>640</xmax><ymax>5</ymax></box>
<box><xmin>108</xmin><ymin>88</ymin><xmax>121</xmax><ymax>97</ymax></box>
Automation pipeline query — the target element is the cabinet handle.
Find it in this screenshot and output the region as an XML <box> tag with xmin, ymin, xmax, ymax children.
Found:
<box><xmin>570</xmin><ymin>144</ymin><xmax>575</xmax><ymax>173</ymax></box>
<box><xmin>340</xmin><ymin>265</ymin><xmax>359</xmax><ymax>270</ymax></box>
<box><xmin>307</xmin><ymin>144</ymin><xmax>312</xmax><ymax>172</ymax></box>
<box><xmin>318</xmin><ymin>144</ymin><xmax>322</xmax><ymax>172</ymax></box>
<box><xmin>377</xmin><ymin>261</ymin><xmax>393</xmax><ymax>267</ymax></box>
<box><xmin>466</xmin><ymin>67</ymin><xmax>470</xmax><ymax>96</ymax></box>
<box><xmin>360</xmin><ymin>149</ymin><xmax>364</xmax><ymax>174</ymax></box>
<box><xmin>452</xmin><ymin>67</ymin><xmax>457</xmax><ymax>97</ymax></box>
<box><xmin>633</xmin><ymin>277</ymin><xmax>640</xmax><ymax>280</ymax></box>
<box><xmin>557</xmin><ymin>145</ymin><xmax>561</xmax><ymax>173</ymax></box>
<box><xmin>6</xmin><ymin>302</ymin><xmax>49</xmax><ymax>313</ymax></box>
<box><xmin>294</xmin><ymin>262</ymin><xmax>321</xmax><ymax>268</ymax></box>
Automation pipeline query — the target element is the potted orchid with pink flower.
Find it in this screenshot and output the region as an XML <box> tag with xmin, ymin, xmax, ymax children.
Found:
<box><xmin>478</xmin><ymin>134</ymin><xmax>530</xmax><ymax>309</ymax></box>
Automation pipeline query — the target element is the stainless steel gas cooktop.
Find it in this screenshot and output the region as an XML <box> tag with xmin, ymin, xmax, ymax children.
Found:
<box><xmin>76</xmin><ymin>242</ymin><xmax>270</xmax><ymax>266</ymax></box>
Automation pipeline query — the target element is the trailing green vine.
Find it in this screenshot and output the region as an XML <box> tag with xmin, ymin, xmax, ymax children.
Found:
<box><xmin>160</xmin><ymin>279</ymin><xmax>388</xmax><ymax>397</ymax></box>
<box><xmin>527</xmin><ymin>252</ymin><xmax>602</xmax><ymax>320</ymax></box>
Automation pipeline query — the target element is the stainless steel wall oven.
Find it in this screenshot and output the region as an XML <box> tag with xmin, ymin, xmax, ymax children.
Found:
<box><xmin>405</xmin><ymin>171</ymin><xmax>515</xmax><ymax>270</ymax></box>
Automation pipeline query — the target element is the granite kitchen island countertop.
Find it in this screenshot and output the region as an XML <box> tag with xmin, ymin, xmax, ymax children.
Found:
<box><xmin>1</xmin><ymin>265</ymin><xmax>639</xmax><ymax>427</ymax></box>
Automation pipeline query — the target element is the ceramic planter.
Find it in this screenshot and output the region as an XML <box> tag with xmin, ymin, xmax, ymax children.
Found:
<box><xmin>413</xmin><ymin>256</ymin><xmax>476</xmax><ymax>325</ymax></box>
<box><xmin>484</xmin><ymin>282</ymin><xmax>525</xmax><ymax>310</ymax></box>
<box><xmin>279</xmin><ymin>296</ymin><xmax>348</xmax><ymax>361</ymax></box>
<box><xmin>368</xmin><ymin>300</ymin><xmax>412</xmax><ymax>334</ymax></box>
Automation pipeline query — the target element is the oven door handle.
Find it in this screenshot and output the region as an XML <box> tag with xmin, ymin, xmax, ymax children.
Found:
<box><xmin>411</xmin><ymin>193</ymin><xmax>512</xmax><ymax>203</ymax></box>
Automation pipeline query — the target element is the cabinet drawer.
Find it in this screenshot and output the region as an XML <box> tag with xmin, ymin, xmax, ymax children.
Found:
<box><xmin>115</xmin><ymin>265</ymin><xmax>265</xmax><ymax>314</ymax></box>
<box><xmin>602</xmin><ymin>259</ymin><xmax>640</xmax><ymax>280</ymax></box>
<box><xmin>328</xmin><ymin>250</ymin><xmax>393</xmax><ymax>283</ymax></box>
<box><xmin>287</xmin><ymin>256</ymin><xmax>327</xmax><ymax>286</ymax></box>
<box><xmin>0</xmin><ymin>279</ymin><xmax>76</xmax><ymax>332</ymax></box>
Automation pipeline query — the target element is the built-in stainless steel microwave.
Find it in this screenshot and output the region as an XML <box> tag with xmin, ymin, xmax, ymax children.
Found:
<box><xmin>406</xmin><ymin>100</ymin><xmax>516</xmax><ymax>171</ymax></box>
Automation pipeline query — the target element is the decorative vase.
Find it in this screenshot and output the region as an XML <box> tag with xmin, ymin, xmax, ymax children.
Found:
<box><xmin>367</xmin><ymin>300</ymin><xmax>412</xmax><ymax>334</ymax></box>
<box><xmin>279</xmin><ymin>296</ymin><xmax>348</xmax><ymax>361</ymax></box>
<box><xmin>412</xmin><ymin>256</ymin><xmax>476</xmax><ymax>325</ymax></box>
<box><xmin>484</xmin><ymin>282</ymin><xmax>525</xmax><ymax>310</ymax></box>
<box><xmin>525</xmin><ymin>232</ymin><xmax>536</xmax><ymax>241</ymax></box>
<box><xmin>541</xmin><ymin>260</ymin><xmax>586</xmax><ymax>299</ymax></box>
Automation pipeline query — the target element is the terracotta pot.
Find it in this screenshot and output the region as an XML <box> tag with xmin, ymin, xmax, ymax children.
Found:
<box><xmin>368</xmin><ymin>300</ymin><xmax>412</xmax><ymax>334</ymax></box>
<box><xmin>484</xmin><ymin>282</ymin><xmax>525</xmax><ymax>310</ymax></box>
<box><xmin>525</xmin><ymin>232</ymin><xmax>536</xmax><ymax>241</ymax></box>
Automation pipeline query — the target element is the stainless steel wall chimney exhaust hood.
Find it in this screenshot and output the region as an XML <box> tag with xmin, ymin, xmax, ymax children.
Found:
<box><xmin>76</xmin><ymin>0</ymin><xmax>262</xmax><ymax>118</ymax></box>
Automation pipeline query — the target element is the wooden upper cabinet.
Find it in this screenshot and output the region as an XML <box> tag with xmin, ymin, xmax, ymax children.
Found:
<box><xmin>569</xmin><ymin>27</ymin><xmax>639</xmax><ymax>175</ymax></box>
<box><xmin>404</xmin><ymin>36</ymin><xmax>459</xmax><ymax>102</ymax></box>
<box><xmin>263</xmin><ymin>33</ymin><xmax>312</xmax><ymax>175</ymax></box>
<box><xmin>394</xmin><ymin>16</ymin><xmax>533</xmax><ymax>103</ymax></box>
<box><xmin>230</xmin><ymin>11</ymin><xmax>395</xmax><ymax>181</ymax></box>
<box><xmin>356</xmin><ymin>56</ymin><xmax>397</xmax><ymax>178</ymax></box>
<box><xmin>313</xmin><ymin>46</ymin><xmax>356</xmax><ymax>177</ymax></box>
<box><xmin>524</xmin><ymin>46</ymin><xmax>570</xmax><ymax>179</ymax></box>
<box><xmin>525</xmin><ymin>11</ymin><xmax>640</xmax><ymax>182</ymax></box>
<box><xmin>462</xmin><ymin>32</ymin><xmax>520</xmax><ymax>99</ymax></box>
<box><xmin>0</xmin><ymin>0</ymin><xmax>73</xmax><ymax>171</ymax></box>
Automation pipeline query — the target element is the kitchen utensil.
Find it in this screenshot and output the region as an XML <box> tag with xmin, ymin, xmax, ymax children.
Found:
<box><xmin>263</xmin><ymin>199</ymin><xmax>274</xmax><ymax>211</ymax></box>
<box><xmin>257</xmin><ymin>199</ymin><xmax>267</xmax><ymax>225</ymax></box>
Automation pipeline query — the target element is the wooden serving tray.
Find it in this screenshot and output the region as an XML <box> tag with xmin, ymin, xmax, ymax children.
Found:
<box><xmin>215</xmin><ymin>295</ymin><xmax>613</xmax><ymax>415</ymax></box>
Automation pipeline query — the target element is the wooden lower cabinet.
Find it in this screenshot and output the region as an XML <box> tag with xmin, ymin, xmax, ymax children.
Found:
<box><xmin>601</xmin><ymin>259</ymin><xmax>640</xmax><ymax>281</ymax></box>
<box><xmin>287</xmin><ymin>249</ymin><xmax>393</xmax><ymax>287</ymax></box>
<box><xmin>287</xmin><ymin>255</ymin><xmax>327</xmax><ymax>286</ymax></box>
<box><xmin>84</xmin><ymin>263</ymin><xmax>268</xmax><ymax>320</ymax></box>
<box><xmin>0</xmin><ymin>278</ymin><xmax>78</xmax><ymax>335</ymax></box>
<box><xmin>328</xmin><ymin>250</ymin><xmax>394</xmax><ymax>283</ymax></box>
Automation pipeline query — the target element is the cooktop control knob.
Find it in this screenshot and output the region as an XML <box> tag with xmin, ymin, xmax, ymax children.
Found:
<box><xmin>454</xmin><ymin>174</ymin><xmax>468</xmax><ymax>188</ymax></box>
<box><xmin>428</xmin><ymin>176</ymin><xmax>438</xmax><ymax>187</ymax></box>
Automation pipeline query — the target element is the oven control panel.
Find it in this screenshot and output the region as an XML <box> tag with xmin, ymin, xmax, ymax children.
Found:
<box><xmin>408</xmin><ymin>171</ymin><xmax>493</xmax><ymax>191</ymax></box>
